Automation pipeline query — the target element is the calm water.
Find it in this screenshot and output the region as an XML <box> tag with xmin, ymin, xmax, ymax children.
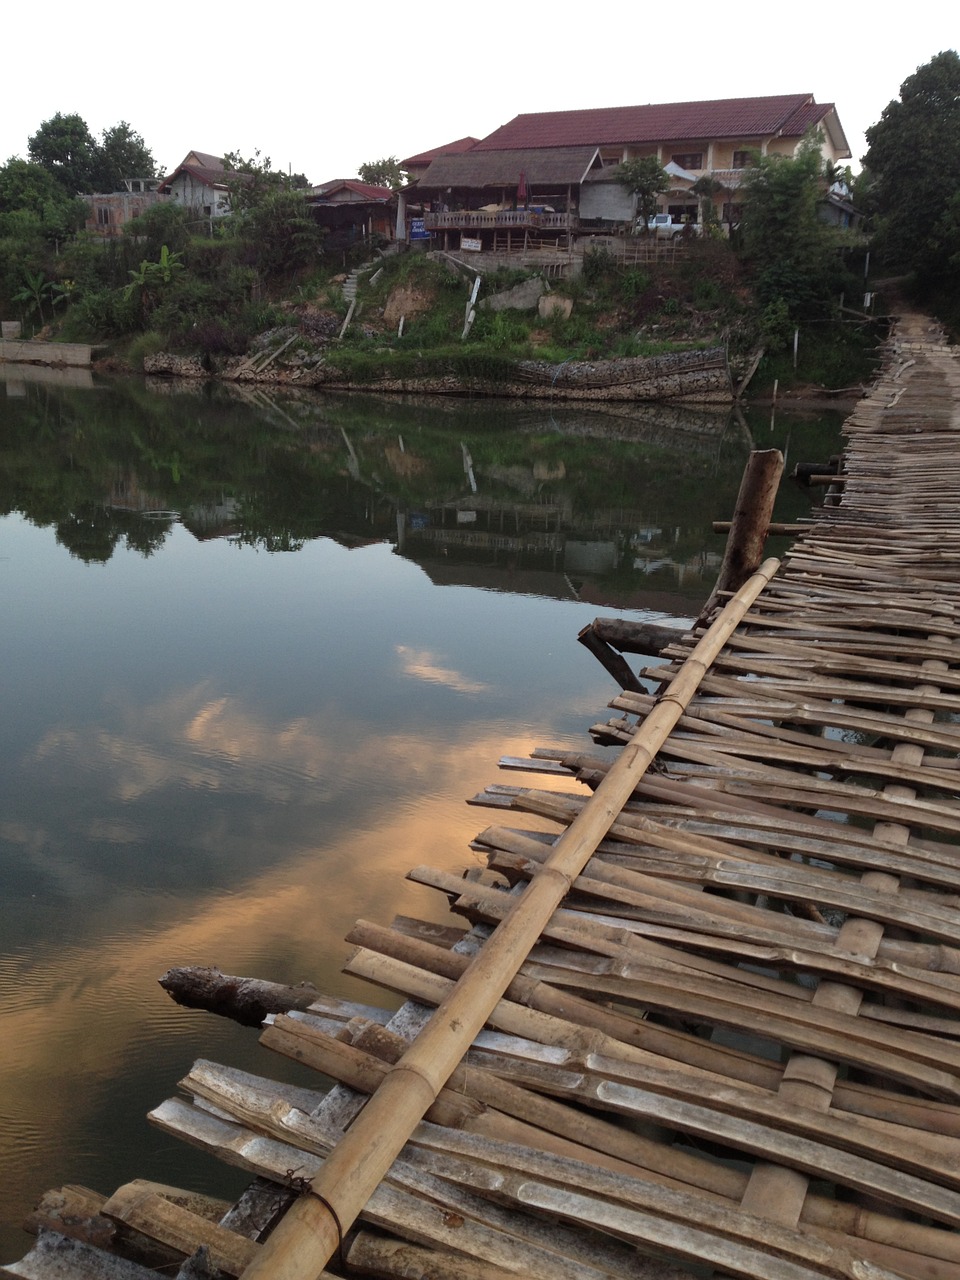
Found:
<box><xmin>0</xmin><ymin>367</ymin><xmax>842</xmax><ymax>1260</ymax></box>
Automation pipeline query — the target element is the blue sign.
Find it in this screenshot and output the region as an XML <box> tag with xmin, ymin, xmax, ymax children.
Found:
<box><xmin>409</xmin><ymin>218</ymin><xmax>430</xmax><ymax>241</ymax></box>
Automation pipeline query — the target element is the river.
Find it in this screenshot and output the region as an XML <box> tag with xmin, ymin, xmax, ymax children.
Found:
<box><xmin>0</xmin><ymin>366</ymin><xmax>843</xmax><ymax>1261</ymax></box>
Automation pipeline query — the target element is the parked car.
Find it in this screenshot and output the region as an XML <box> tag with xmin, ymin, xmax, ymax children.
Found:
<box><xmin>640</xmin><ymin>213</ymin><xmax>701</xmax><ymax>239</ymax></box>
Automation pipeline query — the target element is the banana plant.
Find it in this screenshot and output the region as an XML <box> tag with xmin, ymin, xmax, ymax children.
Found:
<box><xmin>124</xmin><ymin>244</ymin><xmax>184</xmax><ymax>322</ymax></box>
<box><xmin>12</xmin><ymin>269</ymin><xmax>53</xmax><ymax>327</ymax></box>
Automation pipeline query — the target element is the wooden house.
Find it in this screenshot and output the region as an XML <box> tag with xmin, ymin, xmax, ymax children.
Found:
<box><xmin>401</xmin><ymin>137</ymin><xmax>481</xmax><ymax>185</ymax></box>
<box><xmin>157</xmin><ymin>151</ymin><xmax>244</xmax><ymax>220</ymax></box>
<box><xmin>408</xmin><ymin>94</ymin><xmax>851</xmax><ymax>250</ymax></box>
<box><xmin>304</xmin><ymin>180</ymin><xmax>396</xmax><ymax>249</ymax></box>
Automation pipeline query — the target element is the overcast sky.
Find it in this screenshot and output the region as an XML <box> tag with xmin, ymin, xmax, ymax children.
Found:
<box><xmin>2</xmin><ymin>4</ymin><xmax>954</xmax><ymax>184</ymax></box>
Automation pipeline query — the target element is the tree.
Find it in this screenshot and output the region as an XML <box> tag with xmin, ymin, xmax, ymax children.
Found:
<box><xmin>221</xmin><ymin>150</ymin><xmax>291</xmax><ymax>212</ymax></box>
<box><xmin>357</xmin><ymin>156</ymin><xmax>407</xmax><ymax>190</ymax></box>
<box><xmin>28</xmin><ymin>113</ymin><xmax>98</xmax><ymax>195</ymax></box>
<box><xmin>615</xmin><ymin>157</ymin><xmax>669</xmax><ymax>233</ymax></box>
<box><xmin>237</xmin><ymin>189</ymin><xmax>323</xmax><ymax>276</ymax></box>
<box><xmin>863</xmin><ymin>50</ymin><xmax>960</xmax><ymax>286</ymax></box>
<box><xmin>91</xmin><ymin>122</ymin><xmax>157</xmax><ymax>192</ymax></box>
<box><xmin>0</xmin><ymin>158</ymin><xmax>68</xmax><ymax>217</ymax></box>
<box><xmin>691</xmin><ymin>175</ymin><xmax>724</xmax><ymax>232</ymax></box>
<box><xmin>122</xmin><ymin>200</ymin><xmax>192</xmax><ymax>258</ymax></box>
<box><xmin>740</xmin><ymin>131</ymin><xmax>842</xmax><ymax>328</ymax></box>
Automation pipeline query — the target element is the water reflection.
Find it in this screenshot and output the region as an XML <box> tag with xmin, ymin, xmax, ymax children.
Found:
<box><xmin>0</xmin><ymin>372</ymin><xmax>842</xmax><ymax>1261</ymax></box>
<box><xmin>0</xmin><ymin>373</ymin><xmax>841</xmax><ymax>602</ymax></box>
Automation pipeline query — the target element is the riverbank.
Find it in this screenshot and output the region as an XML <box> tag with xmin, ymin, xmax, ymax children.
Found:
<box><xmin>138</xmin><ymin>344</ymin><xmax>735</xmax><ymax>404</ymax></box>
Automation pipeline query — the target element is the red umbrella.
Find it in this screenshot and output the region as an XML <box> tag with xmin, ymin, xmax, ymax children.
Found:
<box><xmin>517</xmin><ymin>170</ymin><xmax>527</xmax><ymax>206</ymax></box>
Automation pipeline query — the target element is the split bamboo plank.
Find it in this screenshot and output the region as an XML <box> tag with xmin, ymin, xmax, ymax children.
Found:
<box><xmin>100</xmin><ymin>1184</ymin><xmax>258</xmax><ymax>1276</ymax></box>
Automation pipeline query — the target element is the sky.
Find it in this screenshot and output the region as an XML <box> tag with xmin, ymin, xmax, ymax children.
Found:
<box><xmin>2</xmin><ymin>4</ymin><xmax>955</xmax><ymax>183</ymax></box>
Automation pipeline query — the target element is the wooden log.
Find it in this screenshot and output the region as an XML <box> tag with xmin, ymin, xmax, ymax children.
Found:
<box><xmin>159</xmin><ymin>967</ymin><xmax>320</xmax><ymax>1026</ymax></box>
<box><xmin>582</xmin><ymin>618</ymin><xmax>690</xmax><ymax>656</ymax></box>
<box><xmin>238</xmin><ymin>558</ymin><xmax>781</xmax><ymax>1280</ymax></box>
<box><xmin>700</xmin><ymin>450</ymin><xmax>783</xmax><ymax>621</ymax></box>
<box><xmin>713</xmin><ymin>521</ymin><xmax>809</xmax><ymax>536</ymax></box>
<box><xmin>575</xmin><ymin>625</ymin><xmax>646</xmax><ymax>693</ymax></box>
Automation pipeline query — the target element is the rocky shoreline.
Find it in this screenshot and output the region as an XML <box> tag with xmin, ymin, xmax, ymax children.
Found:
<box><xmin>140</xmin><ymin>345</ymin><xmax>736</xmax><ymax>405</ymax></box>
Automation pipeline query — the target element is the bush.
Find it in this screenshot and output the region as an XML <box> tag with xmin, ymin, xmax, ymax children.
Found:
<box><xmin>759</xmin><ymin>298</ymin><xmax>793</xmax><ymax>352</ymax></box>
<box><xmin>62</xmin><ymin>286</ymin><xmax>139</xmax><ymax>339</ymax></box>
<box><xmin>470</xmin><ymin>309</ymin><xmax>530</xmax><ymax>351</ymax></box>
<box><xmin>126</xmin><ymin>331</ymin><xmax>168</xmax><ymax>370</ymax></box>
<box><xmin>582</xmin><ymin>246</ymin><xmax>617</xmax><ymax>285</ymax></box>
<box><xmin>123</xmin><ymin>202</ymin><xmax>192</xmax><ymax>258</ymax></box>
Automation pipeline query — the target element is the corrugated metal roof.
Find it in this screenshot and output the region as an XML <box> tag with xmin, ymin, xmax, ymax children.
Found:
<box><xmin>418</xmin><ymin>146</ymin><xmax>599</xmax><ymax>189</ymax></box>
<box><xmin>474</xmin><ymin>95</ymin><xmax>830</xmax><ymax>150</ymax></box>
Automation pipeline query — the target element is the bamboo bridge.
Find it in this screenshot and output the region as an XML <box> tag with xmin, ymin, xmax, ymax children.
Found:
<box><xmin>9</xmin><ymin>309</ymin><xmax>960</xmax><ymax>1280</ymax></box>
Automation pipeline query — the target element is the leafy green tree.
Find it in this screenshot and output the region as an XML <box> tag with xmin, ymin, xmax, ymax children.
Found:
<box><xmin>28</xmin><ymin>113</ymin><xmax>98</xmax><ymax>194</ymax></box>
<box><xmin>691</xmin><ymin>175</ymin><xmax>724</xmax><ymax>232</ymax></box>
<box><xmin>122</xmin><ymin>200</ymin><xmax>191</xmax><ymax>259</ymax></box>
<box><xmin>740</xmin><ymin>132</ymin><xmax>841</xmax><ymax>327</ymax></box>
<box><xmin>237</xmin><ymin>188</ymin><xmax>323</xmax><ymax>276</ymax></box>
<box><xmin>0</xmin><ymin>158</ymin><xmax>67</xmax><ymax>217</ymax></box>
<box><xmin>863</xmin><ymin>50</ymin><xmax>960</xmax><ymax>288</ymax></box>
<box><xmin>0</xmin><ymin>157</ymin><xmax>85</xmax><ymax>313</ymax></box>
<box><xmin>615</xmin><ymin>157</ymin><xmax>669</xmax><ymax>233</ymax></box>
<box><xmin>91</xmin><ymin>122</ymin><xmax>157</xmax><ymax>191</ymax></box>
<box><xmin>357</xmin><ymin>157</ymin><xmax>407</xmax><ymax>189</ymax></box>
<box><xmin>221</xmin><ymin>150</ymin><xmax>290</xmax><ymax>212</ymax></box>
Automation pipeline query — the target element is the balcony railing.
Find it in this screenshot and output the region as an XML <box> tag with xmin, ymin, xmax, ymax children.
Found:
<box><xmin>423</xmin><ymin>210</ymin><xmax>576</xmax><ymax>231</ymax></box>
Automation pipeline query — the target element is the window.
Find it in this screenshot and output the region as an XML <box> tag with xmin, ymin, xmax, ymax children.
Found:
<box><xmin>732</xmin><ymin>151</ymin><xmax>753</xmax><ymax>169</ymax></box>
<box><xmin>96</xmin><ymin>206</ymin><xmax>110</xmax><ymax>226</ymax></box>
<box><xmin>671</xmin><ymin>152</ymin><xmax>703</xmax><ymax>170</ymax></box>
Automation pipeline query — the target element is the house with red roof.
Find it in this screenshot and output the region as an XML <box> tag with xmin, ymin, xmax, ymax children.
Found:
<box><xmin>303</xmin><ymin>179</ymin><xmax>397</xmax><ymax>249</ymax></box>
<box><xmin>401</xmin><ymin>137</ymin><xmax>481</xmax><ymax>185</ymax></box>
<box><xmin>157</xmin><ymin>151</ymin><xmax>245</xmax><ymax>220</ymax></box>
<box><xmin>407</xmin><ymin>95</ymin><xmax>850</xmax><ymax>251</ymax></box>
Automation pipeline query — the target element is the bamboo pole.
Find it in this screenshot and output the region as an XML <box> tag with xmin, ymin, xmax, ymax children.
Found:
<box><xmin>239</xmin><ymin>556</ymin><xmax>781</xmax><ymax>1280</ymax></box>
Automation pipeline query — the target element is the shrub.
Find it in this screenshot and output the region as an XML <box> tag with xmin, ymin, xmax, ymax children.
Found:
<box><xmin>758</xmin><ymin>298</ymin><xmax>793</xmax><ymax>352</ymax></box>
<box><xmin>126</xmin><ymin>331</ymin><xmax>168</xmax><ymax>370</ymax></box>
<box><xmin>582</xmin><ymin>246</ymin><xmax>617</xmax><ymax>285</ymax></box>
<box><xmin>62</xmin><ymin>286</ymin><xmax>140</xmax><ymax>338</ymax></box>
